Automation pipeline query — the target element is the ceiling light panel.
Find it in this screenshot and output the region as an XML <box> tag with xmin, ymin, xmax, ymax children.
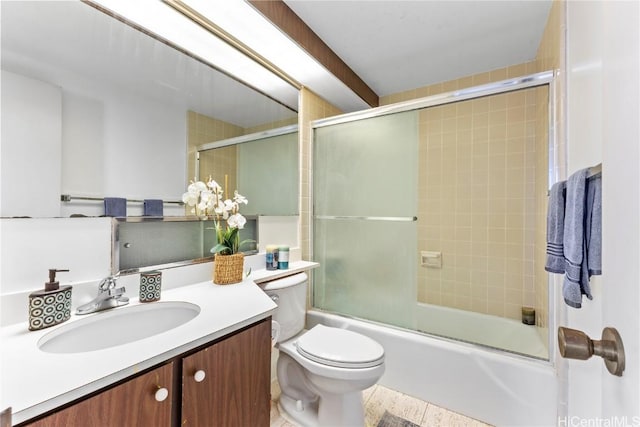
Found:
<box><xmin>181</xmin><ymin>0</ymin><xmax>369</xmax><ymax>112</ymax></box>
<box><xmin>91</xmin><ymin>0</ymin><xmax>299</xmax><ymax>109</ymax></box>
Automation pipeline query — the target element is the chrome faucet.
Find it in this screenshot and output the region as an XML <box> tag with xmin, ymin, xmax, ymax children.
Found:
<box><xmin>76</xmin><ymin>275</ymin><xmax>129</xmax><ymax>315</ymax></box>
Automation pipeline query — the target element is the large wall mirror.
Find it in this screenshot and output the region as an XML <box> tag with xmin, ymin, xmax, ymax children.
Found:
<box><xmin>1</xmin><ymin>0</ymin><xmax>298</xmax><ymax>219</ymax></box>
<box><xmin>1</xmin><ymin>1</ymin><xmax>298</xmax><ymax>273</ymax></box>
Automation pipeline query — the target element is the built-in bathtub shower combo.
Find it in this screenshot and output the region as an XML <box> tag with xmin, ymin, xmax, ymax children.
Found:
<box><xmin>310</xmin><ymin>72</ymin><xmax>560</xmax><ymax>426</ymax></box>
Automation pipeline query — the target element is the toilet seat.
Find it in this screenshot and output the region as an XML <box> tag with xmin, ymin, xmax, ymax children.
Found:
<box><xmin>295</xmin><ymin>325</ymin><xmax>384</xmax><ymax>369</ymax></box>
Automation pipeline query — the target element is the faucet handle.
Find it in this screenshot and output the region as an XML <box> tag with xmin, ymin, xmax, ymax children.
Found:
<box><xmin>99</xmin><ymin>276</ymin><xmax>118</xmax><ymax>292</ymax></box>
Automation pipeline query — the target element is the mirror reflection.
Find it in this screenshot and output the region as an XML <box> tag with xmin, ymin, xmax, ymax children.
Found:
<box><xmin>197</xmin><ymin>126</ymin><xmax>299</xmax><ymax>216</ymax></box>
<box><xmin>0</xmin><ymin>1</ymin><xmax>297</xmax><ymax>218</ymax></box>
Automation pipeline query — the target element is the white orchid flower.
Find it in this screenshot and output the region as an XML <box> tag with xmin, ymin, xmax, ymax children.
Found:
<box><xmin>214</xmin><ymin>204</ymin><xmax>230</xmax><ymax>220</ymax></box>
<box><xmin>184</xmin><ymin>176</ymin><xmax>250</xmax><ymax>254</ymax></box>
<box><xmin>233</xmin><ymin>191</ymin><xmax>248</xmax><ymax>205</ymax></box>
<box><xmin>182</xmin><ymin>192</ymin><xmax>197</xmax><ymax>206</ymax></box>
<box><xmin>223</xmin><ymin>199</ymin><xmax>235</xmax><ymax>211</ymax></box>
<box><xmin>197</xmin><ymin>200</ymin><xmax>208</xmax><ymax>213</ymax></box>
<box><xmin>227</xmin><ymin>213</ymin><xmax>246</xmax><ymax>229</ymax></box>
<box><xmin>207</xmin><ymin>179</ymin><xmax>221</xmax><ymax>191</ymax></box>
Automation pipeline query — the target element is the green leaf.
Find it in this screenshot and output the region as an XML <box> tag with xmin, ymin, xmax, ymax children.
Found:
<box><xmin>210</xmin><ymin>243</ymin><xmax>230</xmax><ymax>255</ymax></box>
<box><xmin>239</xmin><ymin>239</ymin><xmax>256</xmax><ymax>250</ymax></box>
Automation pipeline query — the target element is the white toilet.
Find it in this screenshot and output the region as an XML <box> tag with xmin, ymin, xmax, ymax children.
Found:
<box><xmin>259</xmin><ymin>272</ymin><xmax>385</xmax><ymax>427</ymax></box>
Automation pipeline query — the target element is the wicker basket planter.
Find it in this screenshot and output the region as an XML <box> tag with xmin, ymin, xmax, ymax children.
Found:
<box><xmin>213</xmin><ymin>253</ymin><xmax>244</xmax><ymax>285</ymax></box>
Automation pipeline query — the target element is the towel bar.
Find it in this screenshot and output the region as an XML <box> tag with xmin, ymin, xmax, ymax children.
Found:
<box><xmin>60</xmin><ymin>195</ymin><xmax>184</xmax><ymax>205</ymax></box>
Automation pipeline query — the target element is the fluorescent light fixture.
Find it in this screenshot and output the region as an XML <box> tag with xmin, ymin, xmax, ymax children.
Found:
<box><xmin>181</xmin><ymin>0</ymin><xmax>369</xmax><ymax>112</ymax></box>
<box><xmin>90</xmin><ymin>0</ymin><xmax>298</xmax><ymax>109</ymax></box>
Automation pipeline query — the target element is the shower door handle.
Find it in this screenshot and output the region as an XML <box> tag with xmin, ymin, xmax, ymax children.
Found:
<box><xmin>557</xmin><ymin>326</ymin><xmax>625</xmax><ymax>376</ymax></box>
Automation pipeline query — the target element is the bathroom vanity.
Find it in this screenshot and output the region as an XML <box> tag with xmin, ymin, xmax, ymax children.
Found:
<box><xmin>24</xmin><ymin>319</ymin><xmax>271</xmax><ymax>427</ymax></box>
<box><xmin>0</xmin><ymin>261</ymin><xmax>318</xmax><ymax>426</ymax></box>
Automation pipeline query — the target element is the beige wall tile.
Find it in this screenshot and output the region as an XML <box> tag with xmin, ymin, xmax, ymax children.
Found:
<box><xmin>412</xmin><ymin>80</ymin><xmax>545</xmax><ymax>326</ymax></box>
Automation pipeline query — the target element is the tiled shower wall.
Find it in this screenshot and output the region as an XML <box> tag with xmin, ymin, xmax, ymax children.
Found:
<box><xmin>198</xmin><ymin>145</ymin><xmax>239</xmax><ymax>201</ymax></box>
<box><xmin>187</xmin><ymin>110</ymin><xmax>244</xmax><ymax>186</ymax></box>
<box><xmin>416</xmin><ymin>88</ymin><xmax>543</xmax><ymax>321</ymax></box>
<box><xmin>380</xmin><ymin>61</ymin><xmax>550</xmax><ymax>323</ymax></box>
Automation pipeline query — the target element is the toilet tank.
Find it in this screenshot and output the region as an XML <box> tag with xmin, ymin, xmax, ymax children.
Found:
<box><xmin>258</xmin><ymin>272</ymin><xmax>307</xmax><ymax>342</ymax></box>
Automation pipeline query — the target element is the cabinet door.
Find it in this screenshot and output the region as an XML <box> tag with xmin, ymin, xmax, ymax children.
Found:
<box><xmin>181</xmin><ymin>319</ymin><xmax>271</xmax><ymax>426</ymax></box>
<box><xmin>26</xmin><ymin>362</ymin><xmax>173</xmax><ymax>427</ymax></box>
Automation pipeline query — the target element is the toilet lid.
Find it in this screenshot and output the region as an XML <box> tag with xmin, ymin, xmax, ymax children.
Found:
<box><xmin>295</xmin><ymin>325</ymin><xmax>384</xmax><ymax>369</ymax></box>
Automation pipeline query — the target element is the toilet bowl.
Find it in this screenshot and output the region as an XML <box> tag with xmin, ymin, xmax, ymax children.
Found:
<box><xmin>258</xmin><ymin>272</ymin><xmax>385</xmax><ymax>427</ymax></box>
<box><xmin>276</xmin><ymin>325</ymin><xmax>385</xmax><ymax>427</ymax></box>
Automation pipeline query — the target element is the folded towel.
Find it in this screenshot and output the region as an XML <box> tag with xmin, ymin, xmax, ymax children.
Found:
<box><xmin>562</xmin><ymin>169</ymin><xmax>588</xmax><ymax>307</ymax></box>
<box><xmin>545</xmin><ymin>181</ymin><xmax>566</xmax><ymax>273</ymax></box>
<box><xmin>104</xmin><ymin>197</ymin><xmax>127</xmax><ymax>217</ymax></box>
<box><xmin>586</xmin><ymin>174</ymin><xmax>602</xmax><ymax>275</ymax></box>
<box><xmin>568</xmin><ymin>174</ymin><xmax>602</xmax><ymax>308</ymax></box>
<box><xmin>546</xmin><ymin>168</ymin><xmax>602</xmax><ymax>309</ymax></box>
<box><xmin>143</xmin><ymin>199</ymin><xmax>164</xmax><ymax>216</ymax></box>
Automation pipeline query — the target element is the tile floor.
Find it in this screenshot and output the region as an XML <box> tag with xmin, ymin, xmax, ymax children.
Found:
<box><xmin>270</xmin><ymin>381</ymin><xmax>492</xmax><ymax>427</ymax></box>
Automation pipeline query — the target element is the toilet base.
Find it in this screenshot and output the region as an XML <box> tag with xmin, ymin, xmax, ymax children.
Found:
<box><xmin>278</xmin><ymin>394</ymin><xmax>319</xmax><ymax>427</ymax></box>
<box><xmin>278</xmin><ymin>391</ymin><xmax>366</xmax><ymax>427</ymax></box>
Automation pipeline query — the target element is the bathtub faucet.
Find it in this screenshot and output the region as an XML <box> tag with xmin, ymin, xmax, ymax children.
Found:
<box><xmin>76</xmin><ymin>274</ymin><xmax>129</xmax><ymax>315</ymax></box>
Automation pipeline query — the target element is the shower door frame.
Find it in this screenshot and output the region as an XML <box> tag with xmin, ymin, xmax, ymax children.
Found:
<box><xmin>310</xmin><ymin>70</ymin><xmax>559</xmax><ymax>361</ymax></box>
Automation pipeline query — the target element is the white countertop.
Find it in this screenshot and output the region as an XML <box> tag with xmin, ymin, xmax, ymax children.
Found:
<box><xmin>0</xmin><ymin>261</ymin><xmax>318</xmax><ymax>425</ymax></box>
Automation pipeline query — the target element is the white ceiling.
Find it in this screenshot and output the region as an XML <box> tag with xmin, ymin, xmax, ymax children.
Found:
<box><xmin>283</xmin><ymin>0</ymin><xmax>553</xmax><ymax>98</ymax></box>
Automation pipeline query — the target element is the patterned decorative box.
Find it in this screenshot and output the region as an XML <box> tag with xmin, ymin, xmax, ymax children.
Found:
<box><xmin>28</xmin><ymin>286</ymin><xmax>72</xmax><ymax>331</ymax></box>
<box><xmin>140</xmin><ymin>271</ymin><xmax>162</xmax><ymax>303</ymax></box>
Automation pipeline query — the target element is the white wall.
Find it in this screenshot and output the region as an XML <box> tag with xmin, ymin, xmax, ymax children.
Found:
<box><xmin>1</xmin><ymin>71</ymin><xmax>62</xmax><ymax>217</ymax></box>
<box><xmin>566</xmin><ymin>0</ymin><xmax>640</xmax><ymax>421</ymax></box>
<box><xmin>0</xmin><ymin>218</ymin><xmax>112</xmax><ymax>325</ymax></box>
<box><xmin>599</xmin><ymin>0</ymin><xmax>640</xmax><ymax>420</ymax></box>
<box><xmin>58</xmin><ymin>86</ymin><xmax>187</xmax><ymax>217</ymax></box>
<box><xmin>2</xmin><ymin>57</ymin><xmax>188</xmax><ymax>218</ymax></box>
<box><xmin>257</xmin><ymin>216</ymin><xmax>300</xmax><ymax>250</ymax></box>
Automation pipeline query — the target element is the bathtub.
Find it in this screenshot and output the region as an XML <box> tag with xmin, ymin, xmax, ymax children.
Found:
<box><xmin>307</xmin><ymin>309</ymin><xmax>557</xmax><ymax>427</ymax></box>
<box><xmin>415</xmin><ymin>302</ymin><xmax>549</xmax><ymax>359</ymax></box>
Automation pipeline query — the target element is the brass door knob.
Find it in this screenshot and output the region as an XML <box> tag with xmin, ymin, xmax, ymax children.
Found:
<box><xmin>558</xmin><ymin>326</ymin><xmax>625</xmax><ymax>376</ymax></box>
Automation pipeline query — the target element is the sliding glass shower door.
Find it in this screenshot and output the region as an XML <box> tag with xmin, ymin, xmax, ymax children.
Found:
<box><xmin>313</xmin><ymin>111</ymin><xmax>418</xmax><ymax>329</ymax></box>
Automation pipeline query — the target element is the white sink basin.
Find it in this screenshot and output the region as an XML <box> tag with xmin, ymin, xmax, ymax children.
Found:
<box><xmin>38</xmin><ymin>301</ymin><xmax>200</xmax><ymax>354</ymax></box>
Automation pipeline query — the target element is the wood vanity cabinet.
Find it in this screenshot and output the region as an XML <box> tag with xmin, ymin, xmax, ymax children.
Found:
<box><xmin>26</xmin><ymin>362</ymin><xmax>173</xmax><ymax>427</ymax></box>
<box><xmin>22</xmin><ymin>318</ymin><xmax>271</xmax><ymax>427</ymax></box>
<box><xmin>181</xmin><ymin>318</ymin><xmax>271</xmax><ymax>426</ymax></box>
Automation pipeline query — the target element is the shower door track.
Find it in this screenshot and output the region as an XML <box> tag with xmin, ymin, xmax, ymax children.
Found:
<box><xmin>312</xmin><ymin>70</ymin><xmax>554</xmax><ymax>128</ymax></box>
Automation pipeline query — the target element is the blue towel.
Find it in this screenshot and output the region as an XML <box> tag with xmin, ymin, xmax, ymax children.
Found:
<box><xmin>561</xmin><ymin>168</ymin><xmax>602</xmax><ymax>308</ymax></box>
<box><xmin>104</xmin><ymin>197</ymin><xmax>127</xmax><ymax>217</ymax></box>
<box><xmin>586</xmin><ymin>175</ymin><xmax>602</xmax><ymax>276</ymax></box>
<box><xmin>143</xmin><ymin>199</ymin><xmax>164</xmax><ymax>216</ymax></box>
<box><xmin>545</xmin><ymin>181</ymin><xmax>566</xmax><ymax>273</ymax></box>
<box><xmin>562</xmin><ymin>169</ymin><xmax>588</xmax><ymax>307</ymax></box>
